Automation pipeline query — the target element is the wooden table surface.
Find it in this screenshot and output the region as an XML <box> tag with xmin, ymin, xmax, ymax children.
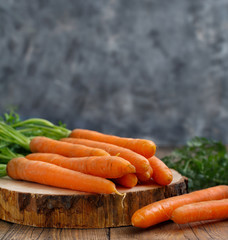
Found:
<box><xmin>0</xmin><ymin>147</ymin><xmax>227</xmax><ymax>240</ymax></box>
<box><xmin>0</xmin><ymin>219</ymin><xmax>227</xmax><ymax>240</ymax></box>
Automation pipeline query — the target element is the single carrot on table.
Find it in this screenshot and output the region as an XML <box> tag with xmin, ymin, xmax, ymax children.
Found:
<box><xmin>171</xmin><ymin>199</ymin><xmax>228</xmax><ymax>224</ymax></box>
<box><xmin>7</xmin><ymin>157</ymin><xmax>120</xmax><ymax>195</ymax></box>
<box><xmin>131</xmin><ymin>185</ymin><xmax>228</xmax><ymax>228</ymax></box>
<box><xmin>30</xmin><ymin>136</ymin><xmax>109</xmax><ymax>157</ymax></box>
<box><xmin>26</xmin><ymin>153</ymin><xmax>136</xmax><ymax>178</ymax></box>
<box><xmin>60</xmin><ymin>138</ymin><xmax>150</xmax><ymax>174</ymax></box>
<box><xmin>113</xmin><ymin>173</ymin><xmax>138</xmax><ymax>188</ymax></box>
<box><xmin>148</xmin><ymin>156</ymin><xmax>173</xmax><ymax>186</ymax></box>
<box><xmin>70</xmin><ymin>129</ymin><xmax>156</xmax><ymax>158</ymax></box>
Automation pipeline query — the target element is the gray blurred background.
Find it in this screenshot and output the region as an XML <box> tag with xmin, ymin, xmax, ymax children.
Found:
<box><xmin>0</xmin><ymin>0</ymin><xmax>228</xmax><ymax>146</ymax></box>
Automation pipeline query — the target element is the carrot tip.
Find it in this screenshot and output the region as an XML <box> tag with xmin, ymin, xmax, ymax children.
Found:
<box><xmin>131</xmin><ymin>213</ymin><xmax>145</xmax><ymax>228</ymax></box>
<box><xmin>118</xmin><ymin>192</ymin><xmax>126</xmax><ymax>208</ymax></box>
<box><xmin>115</xmin><ymin>190</ymin><xmax>125</xmax><ymax>197</ymax></box>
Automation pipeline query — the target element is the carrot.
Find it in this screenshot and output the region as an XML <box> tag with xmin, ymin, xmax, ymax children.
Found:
<box><xmin>131</xmin><ymin>185</ymin><xmax>228</xmax><ymax>228</ymax></box>
<box><xmin>171</xmin><ymin>199</ymin><xmax>228</xmax><ymax>224</ymax></box>
<box><xmin>26</xmin><ymin>153</ymin><xmax>136</xmax><ymax>178</ymax></box>
<box><xmin>136</xmin><ymin>166</ymin><xmax>153</xmax><ymax>182</ymax></box>
<box><xmin>30</xmin><ymin>136</ymin><xmax>109</xmax><ymax>157</ymax></box>
<box><xmin>7</xmin><ymin>157</ymin><xmax>120</xmax><ymax>195</ymax></box>
<box><xmin>61</xmin><ymin>138</ymin><xmax>150</xmax><ymax>173</ymax></box>
<box><xmin>114</xmin><ymin>173</ymin><xmax>138</xmax><ymax>188</ymax></box>
<box><xmin>148</xmin><ymin>156</ymin><xmax>173</xmax><ymax>186</ymax></box>
<box><xmin>70</xmin><ymin>129</ymin><xmax>156</xmax><ymax>158</ymax></box>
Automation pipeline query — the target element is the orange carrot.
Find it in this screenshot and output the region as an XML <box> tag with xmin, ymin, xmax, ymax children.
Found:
<box><xmin>70</xmin><ymin>129</ymin><xmax>156</xmax><ymax>158</ymax></box>
<box><xmin>148</xmin><ymin>156</ymin><xmax>173</xmax><ymax>186</ymax></box>
<box><xmin>171</xmin><ymin>199</ymin><xmax>228</xmax><ymax>224</ymax></box>
<box><xmin>7</xmin><ymin>157</ymin><xmax>120</xmax><ymax>195</ymax></box>
<box><xmin>136</xmin><ymin>166</ymin><xmax>153</xmax><ymax>182</ymax></box>
<box><xmin>26</xmin><ymin>153</ymin><xmax>136</xmax><ymax>178</ymax></box>
<box><xmin>131</xmin><ymin>185</ymin><xmax>228</xmax><ymax>228</ymax></box>
<box><xmin>61</xmin><ymin>138</ymin><xmax>150</xmax><ymax>173</ymax></box>
<box><xmin>30</xmin><ymin>136</ymin><xmax>109</xmax><ymax>157</ymax></box>
<box><xmin>114</xmin><ymin>173</ymin><xmax>138</xmax><ymax>188</ymax></box>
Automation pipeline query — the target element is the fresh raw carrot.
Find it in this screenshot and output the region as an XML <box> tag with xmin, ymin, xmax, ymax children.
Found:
<box><xmin>26</xmin><ymin>153</ymin><xmax>136</xmax><ymax>178</ymax></box>
<box><xmin>114</xmin><ymin>173</ymin><xmax>138</xmax><ymax>188</ymax></box>
<box><xmin>131</xmin><ymin>185</ymin><xmax>228</xmax><ymax>228</ymax></box>
<box><xmin>148</xmin><ymin>156</ymin><xmax>173</xmax><ymax>186</ymax></box>
<box><xmin>136</xmin><ymin>166</ymin><xmax>153</xmax><ymax>182</ymax></box>
<box><xmin>61</xmin><ymin>138</ymin><xmax>150</xmax><ymax>173</ymax></box>
<box><xmin>171</xmin><ymin>199</ymin><xmax>228</xmax><ymax>224</ymax></box>
<box><xmin>7</xmin><ymin>157</ymin><xmax>120</xmax><ymax>195</ymax></box>
<box><xmin>30</xmin><ymin>136</ymin><xmax>109</xmax><ymax>157</ymax></box>
<box><xmin>70</xmin><ymin>129</ymin><xmax>156</xmax><ymax>158</ymax></box>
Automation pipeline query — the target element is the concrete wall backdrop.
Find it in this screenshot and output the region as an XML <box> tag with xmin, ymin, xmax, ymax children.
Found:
<box><xmin>0</xmin><ymin>0</ymin><xmax>228</xmax><ymax>145</ymax></box>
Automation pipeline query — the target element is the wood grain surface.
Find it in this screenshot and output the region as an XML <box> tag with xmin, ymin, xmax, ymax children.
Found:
<box><xmin>0</xmin><ymin>219</ymin><xmax>227</xmax><ymax>240</ymax></box>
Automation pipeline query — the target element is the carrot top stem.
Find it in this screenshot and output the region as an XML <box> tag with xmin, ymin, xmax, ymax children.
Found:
<box><xmin>0</xmin><ymin>147</ymin><xmax>23</xmax><ymax>163</ymax></box>
<box><xmin>17</xmin><ymin>126</ymin><xmax>69</xmax><ymax>140</ymax></box>
<box><xmin>12</xmin><ymin>118</ymin><xmax>60</xmax><ymax>128</ymax></box>
<box><xmin>0</xmin><ymin>164</ymin><xmax>7</xmax><ymax>177</ymax></box>
<box><xmin>12</xmin><ymin>118</ymin><xmax>71</xmax><ymax>139</ymax></box>
<box><xmin>0</xmin><ymin>122</ymin><xmax>30</xmax><ymax>150</ymax></box>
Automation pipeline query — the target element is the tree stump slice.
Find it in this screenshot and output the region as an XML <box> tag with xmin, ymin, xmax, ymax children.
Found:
<box><xmin>0</xmin><ymin>170</ymin><xmax>188</xmax><ymax>228</ymax></box>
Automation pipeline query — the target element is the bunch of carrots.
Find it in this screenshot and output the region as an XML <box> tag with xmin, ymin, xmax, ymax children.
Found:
<box><xmin>0</xmin><ymin>112</ymin><xmax>227</xmax><ymax>227</ymax></box>
<box><xmin>0</xmin><ymin>118</ymin><xmax>172</xmax><ymax>195</ymax></box>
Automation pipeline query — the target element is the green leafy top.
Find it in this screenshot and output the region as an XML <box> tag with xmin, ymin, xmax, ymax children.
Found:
<box><xmin>0</xmin><ymin>110</ymin><xmax>71</xmax><ymax>139</ymax></box>
<box><xmin>0</xmin><ymin>110</ymin><xmax>72</xmax><ymax>177</ymax></box>
<box><xmin>0</xmin><ymin>110</ymin><xmax>20</xmax><ymax>125</ymax></box>
<box><xmin>162</xmin><ymin>137</ymin><xmax>228</xmax><ymax>191</ymax></box>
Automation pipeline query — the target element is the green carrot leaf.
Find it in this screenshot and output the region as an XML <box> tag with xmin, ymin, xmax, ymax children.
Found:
<box><xmin>162</xmin><ymin>137</ymin><xmax>228</xmax><ymax>191</ymax></box>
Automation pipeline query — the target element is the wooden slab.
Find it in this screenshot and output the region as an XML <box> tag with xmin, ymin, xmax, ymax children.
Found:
<box><xmin>0</xmin><ymin>170</ymin><xmax>188</xmax><ymax>228</ymax></box>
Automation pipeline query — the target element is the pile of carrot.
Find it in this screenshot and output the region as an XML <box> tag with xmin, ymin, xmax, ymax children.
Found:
<box><xmin>6</xmin><ymin>127</ymin><xmax>228</xmax><ymax>226</ymax></box>
<box><xmin>7</xmin><ymin>129</ymin><xmax>173</xmax><ymax>194</ymax></box>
